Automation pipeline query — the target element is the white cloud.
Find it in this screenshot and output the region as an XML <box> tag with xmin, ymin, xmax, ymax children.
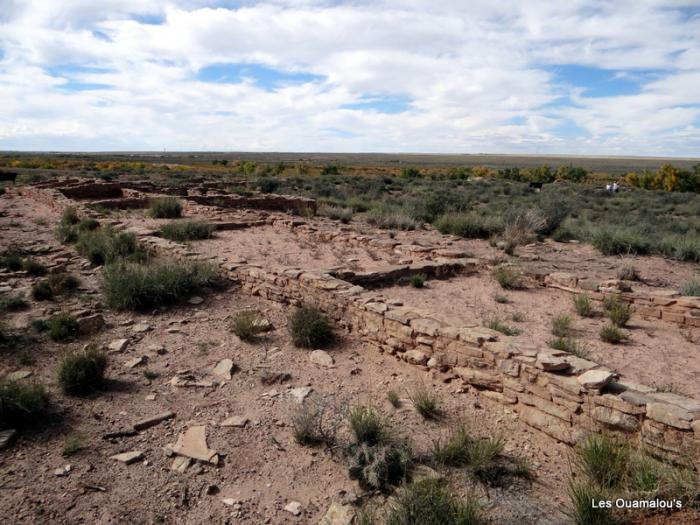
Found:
<box><xmin>0</xmin><ymin>0</ymin><xmax>698</xmax><ymax>155</ymax></box>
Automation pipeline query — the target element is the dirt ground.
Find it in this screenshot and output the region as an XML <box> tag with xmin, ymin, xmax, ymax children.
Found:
<box><xmin>2</xmin><ymin>190</ymin><xmax>700</xmax><ymax>524</ymax></box>
<box><xmin>381</xmin><ymin>275</ymin><xmax>700</xmax><ymax>399</ymax></box>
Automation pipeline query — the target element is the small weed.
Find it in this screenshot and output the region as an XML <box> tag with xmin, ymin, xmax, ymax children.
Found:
<box><xmin>23</xmin><ymin>259</ymin><xmax>47</xmax><ymax>276</ymax></box>
<box><xmin>349</xmin><ymin>406</ymin><xmax>389</xmax><ymax>446</ymax></box>
<box><xmin>606</xmin><ymin>301</ymin><xmax>631</xmax><ymax>328</ymax></box>
<box><xmin>62</xmin><ymin>433</ymin><xmax>84</xmax><ymax>456</ymax></box>
<box><xmin>288</xmin><ymin>306</ymin><xmax>333</xmax><ymax>348</ymax></box>
<box><xmin>143</xmin><ymin>370</ymin><xmax>159</xmax><ymax>381</ymax></box>
<box><xmin>231</xmin><ymin>311</ymin><xmax>270</xmax><ymax>341</ymax></box>
<box><xmin>573</xmin><ymin>294</ymin><xmax>594</xmax><ymax>317</ymax></box>
<box><xmin>549</xmin><ymin>337</ymin><xmax>590</xmax><ymax>358</ymax></box>
<box><xmin>511</xmin><ymin>311</ymin><xmax>525</xmax><ymax>322</ymax></box>
<box><xmin>1</xmin><ymin>250</ymin><xmax>23</xmax><ymax>271</ymax></box>
<box><xmin>291</xmin><ymin>401</ymin><xmax>339</xmax><ymax>446</ymax></box>
<box><xmin>485</xmin><ymin>318</ymin><xmax>521</xmax><ymax>336</ymax></box>
<box><xmin>158</xmin><ymin>220</ymin><xmax>214</xmax><ymax>242</ymax></box>
<box><xmin>600</xmin><ymin>324</ymin><xmax>625</xmax><ymax>344</ymax></box>
<box><xmin>409</xmin><ymin>274</ymin><xmax>426</xmax><ymax>288</ymax></box>
<box><xmin>149</xmin><ymin>198</ymin><xmax>182</xmax><ymax>218</ymax></box>
<box><xmin>386</xmin><ymin>478</ymin><xmax>485</xmax><ymax>525</ymax></box>
<box><xmin>408</xmin><ymin>385</ymin><xmax>440</xmax><ymax>419</ymax></box>
<box><xmin>0</xmin><ymin>294</ymin><xmax>28</xmax><ymax>311</ymax></box>
<box><xmin>617</xmin><ymin>265</ymin><xmax>640</xmax><ymax>281</ymax></box>
<box><xmin>551</xmin><ymin>314</ymin><xmax>572</xmax><ymax>337</ymax></box>
<box><xmin>492</xmin><ymin>266</ymin><xmax>524</xmax><ymax>290</ymax></box>
<box><xmin>0</xmin><ymin>380</ymin><xmax>50</xmax><ymax>429</ymax></box>
<box><xmin>57</xmin><ymin>345</ymin><xmax>108</xmax><ymax>395</ymax></box>
<box><xmin>494</xmin><ymin>294</ymin><xmax>509</xmax><ymax>304</ymax></box>
<box><xmin>31</xmin><ymin>281</ymin><xmax>53</xmax><ymax>301</ymax></box>
<box><xmin>46</xmin><ymin>313</ymin><xmax>79</xmax><ymax>341</ymax></box>
<box><xmin>680</xmin><ymin>280</ymin><xmax>700</xmax><ymax>296</ymax></box>
<box><xmin>576</xmin><ymin>434</ymin><xmax>629</xmax><ymax>489</ymax></box>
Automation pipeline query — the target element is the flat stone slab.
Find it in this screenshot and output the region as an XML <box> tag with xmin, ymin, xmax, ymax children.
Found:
<box><xmin>284</xmin><ymin>501</ymin><xmax>302</xmax><ymax>516</ymax></box>
<box><xmin>169</xmin><ymin>426</ymin><xmax>218</xmax><ymax>464</ymax></box>
<box><xmin>577</xmin><ymin>369</ymin><xmax>614</xmax><ymax>390</ymax></box>
<box><xmin>221</xmin><ymin>416</ymin><xmax>249</xmax><ymax>428</ymax></box>
<box><xmin>319</xmin><ymin>503</ymin><xmax>356</xmax><ymax>525</ymax></box>
<box><xmin>108</xmin><ymin>339</ymin><xmax>129</xmax><ymax>352</ymax></box>
<box><xmin>5</xmin><ymin>370</ymin><xmax>32</xmax><ymax>381</ymax></box>
<box><xmin>111</xmin><ymin>450</ymin><xmax>144</xmax><ymax>464</ymax></box>
<box><xmin>212</xmin><ymin>358</ymin><xmax>235</xmax><ymax>380</ymax></box>
<box><xmin>309</xmin><ymin>350</ymin><xmax>334</xmax><ymax>367</ymax></box>
<box><xmin>133</xmin><ymin>411</ymin><xmax>175</xmax><ymax>431</ymax></box>
<box><xmin>125</xmin><ymin>356</ymin><xmax>146</xmax><ymax>368</ymax></box>
<box><xmin>289</xmin><ymin>386</ymin><xmax>313</xmax><ymax>403</ymax></box>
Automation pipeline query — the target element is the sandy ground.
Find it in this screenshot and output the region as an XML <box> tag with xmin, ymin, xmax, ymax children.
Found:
<box><xmin>381</xmin><ymin>275</ymin><xmax>700</xmax><ymax>399</ymax></box>
<box><xmin>1</xmin><ymin>193</ymin><xmax>572</xmax><ymax>524</ymax></box>
<box><xmin>3</xmin><ymin>190</ymin><xmax>700</xmax><ymax>524</ymax></box>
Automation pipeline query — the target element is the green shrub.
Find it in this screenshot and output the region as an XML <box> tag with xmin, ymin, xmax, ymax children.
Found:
<box><xmin>348</xmin><ymin>441</ymin><xmax>412</xmax><ymax>492</ymax></box>
<box><xmin>22</xmin><ymin>259</ymin><xmax>47</xmax><ymax>276</ymax></box>
<box><xmin>349</xmin><ymin>406</ymin><xmax>389</xmax><ymax>446</ymax></box>
<box><xmin>409</xmin><ymin>274</ymin><xmax>425</xmax><ymax>288</ymax></box>
<box><xmin>434</xmin><ymin>212</ymin><xmax>503</xmax><ymax>239</ymax></box>
<box><xmin>231</xmin><ymin>310</ymin><xmax>269</xmax><ymax>341</ymax></box>
<box><xmin>149</xmin><ymin>197</ymin><xmax>182</xmax><ymax>218</ymax></box>
<box><xmin>606</xmin><ymin>301</ymin><xmax>631</xmax><ymax>328</ymax></box>
<box><xmin>47</xmin><ymin>273</ymin><xmax>80</xmax><ymax>294</ymax></box>
<box><xmin>60</xmin><ymin>207</ymin><xmax>79</xmax><ymax>225</ymax></box>
<box><xmin>46</xmin><ymin>312</ymin><xmax>79</xmax><ymax>341</ymax></box>
<box><xmin>616</xmin><ymin>265</ymin><xmax>639</xmax><ymax>281</ymax></box>
<box><xmin>158</xmin><ymin>220</ymin><xmax>214</xmax><ymax>242</ymax></box>
<box><xmin>318</xmin><ymin>204</ymin><xmax>353</xmax><ymax>224</ymax></box>
<box><xmin>432</xmin><ymin>425</ymin><xmax>472</xmax><ymax>467</ymax></box>
<box><xmin>576</xmin><ymin>434</ymin><xmax>629</xmax><ymax>489</ymax></box>
<box><xmin>31</xmin><ymin>281</ymin><xmax>53</xmax><ymax>301</ymax></box>
<box><xmin>386</xmin><ymin>478</ymin><xmax>485</xmax><ymax>525</ymax></box>
<box><xmin>62</xmin><ymin>433</ymin><xmax>84</xmax><ymax>456</ymax></box>
<box><xmin>101</xmin><ymin>260</ymin><xmax>218</xmax><ymax>311</ymax></box>
<box><xmin>568</xmin><ymin>482</ymin><xmax>619</xmax><ymax>525</ymax></box>
<box><xmin>549</xmin><ymin>337</ymin><xmax>589</xmax><ymax>358</ymax></box>
<box><xmin>590</xmin><ymin>228</ymin><xmax>651</xmax><ymax>256</ymax></box>
<box><xmin>75</xmin><ymin>227</ymin><xmax>142</xmax><ymax>266</ymax></box>
<box><xmin>1</xmin><ymin>249</ymin><xmax>23</xmax><ymax>271</ymax></box>
<box><xmin>367</xmin><ymin>206</ymin><xmax>421</xmax><ymax>230</ymax></box>
<box><xmin>291</xmin><ymin>401</ymin><xmax>337</xmax><ymax>446</ymax></box>
<box><xmin>573</xmin><ymin>294</ymin><xmax>594</xmax><ymax>317</ymax></box>
<box><xmin>0</xmin><ymin>294</ymin><xmax>28</xmax><ymax>311</ymax></box>
<box><xmin>680</xmin><ymin>280</ymin><xmax>700</xmax><ymax>296</ymax></box>
<box><xmin>57</xmin><ymin>346</ymin><xmax>108</xmax><ymax>395</ymax></box>
<box><xmin>551</xmin><ymin>314</ymin><xmax>572</xmax><ymax>337</ymax></box>
<box><xmin>408</xmin><ymin>386</ymin><xmax>440</xmax><ymax>419</ymax></box>
<box><xmin>0</xmin><ymin>380</ymin><xmax>50</xmax><ymax>429</ymax></box>
<box><xmin>492</xmin><ymin>266</ymin><xmax>524</xmax><ymax>290</ymax></box>
<box><xmin>494</xmin><ymin>294</ymin><xmax>508</xmax><ymax>304</ymax></box>
<box><xmin>76</xmin><ymin>218</ymin><xmax>100</xmax><ymax>232</ymax></box>
<box><xmin>485</xmin><ymin>318</ymin><xmax>521</xmax><ymax>336</ymax></box>
<box><xmin>288</xmin><ymin>306</ymin><xmax>333</xmax><ymax>348</ymax></box>
<box><xmin>600</xmin><ymin>324</ymin><xmax>625</xmax><ymax>344</ymax></box>
<box><xmin>56</xmin><ymin>222</ymin><xmax>78</xmax><ymax>244</ymax></box>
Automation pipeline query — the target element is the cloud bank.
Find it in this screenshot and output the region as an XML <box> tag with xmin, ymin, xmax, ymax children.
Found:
<box><xmin>0</xmin><ymin>0</ymin><xmax>699</xmax><ymax>155</ymax></box>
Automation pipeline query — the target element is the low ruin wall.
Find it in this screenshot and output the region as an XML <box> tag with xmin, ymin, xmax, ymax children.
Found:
<box><xmin>15</xmin><ymin>183</ymin><xmax>700</xmax><ymax>469</ymax></box>
<box><xmin>185</xmin><ymin>193</ymin><xmax>316</xmax><ymax>216</ymax></box>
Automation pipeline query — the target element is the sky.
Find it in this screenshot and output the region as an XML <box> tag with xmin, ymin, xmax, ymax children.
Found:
<box><xmin>0</xmin><ymin>0</ymin><xmax>699</xmax><ymax>156</ymax></box>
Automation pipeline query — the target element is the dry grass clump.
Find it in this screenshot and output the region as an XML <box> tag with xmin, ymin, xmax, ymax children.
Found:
<box><xmin>288</xmin><ymin>306</ymin><xmax>333</xmax><ymax>348</ymax></box>
<box><xmin>573</xmin><ymin>294</ymin><xmax>594</xmax><ymax>317</ymax></box>
<box><xmin>492</xmin><ymin>266</ymin><xmax>524</xmax><ymax>290</ymax></box>
<box><xmin>158</xmin><ymin>220</ymin><xmax>214</xmax><ymax>242</ymax></box>
<box><xmin>148</xmin><ymin>197</ymin><xmax>182</xmax><ymax>218</ymax></box>
<box><xmin>0</xmin><ymin>380</ymin><xmax>50</xmax><ymax>429</ymax></box>
<box><xmin>231</xmin><ymin>311</ymin><xmax>271</xmax><ymax>341</ymax></box>
<box><xmin>408</xmin><ymin>385</ymin><xmax>440</xmax><ymax>419</ymax></box>
<box><xmin>57</xmin><ymin>346</ymin><xmax>108</xmax><ymax>396</ymax></box>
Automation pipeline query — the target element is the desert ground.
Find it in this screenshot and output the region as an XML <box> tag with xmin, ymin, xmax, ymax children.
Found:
<box><xmin>1</xmin><ymin>155</ymin><xmax>700</xmax><ymax>525</ymax></box>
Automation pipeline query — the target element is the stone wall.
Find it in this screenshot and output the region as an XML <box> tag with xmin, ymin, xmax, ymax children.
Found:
<box><xmin>185</xmin><ymin>193</ymin><xmax>317</xmax><ymax>216</ymax></box>
<box><xmin>16</xmin><ymin>183</ymin><xmax>700</xmax><ymax>468</ymax></box>
<box><xmin>58</xmin><ymin>182</ymin><xmax>123</xmax><ymax>199</ymax></box>
<box><xmin>544</xmin><ymin>272</ymin><xmax>700</xmax><ymax>328</ymax></box>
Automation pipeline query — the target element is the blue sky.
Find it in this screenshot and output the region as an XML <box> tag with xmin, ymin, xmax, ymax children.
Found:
<box><xmin>0</xmin><ymin>1</ymin><xmax>698</xmax><ymax>155</ymax></box>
